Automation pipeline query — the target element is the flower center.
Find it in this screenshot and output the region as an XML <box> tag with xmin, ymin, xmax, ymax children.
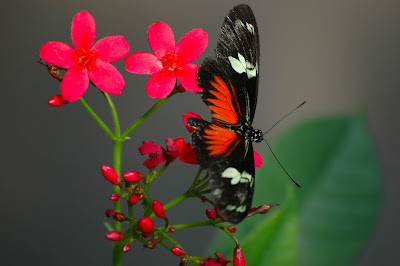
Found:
<box><xmin>160</xmin><ymin>52</ymin><xmax>180</xmax><ymax>71</ymax></box>
<box><xmin>78</xmin><ymin>50</ymin><xmax>97</xmax><ymax>69</ymax></box>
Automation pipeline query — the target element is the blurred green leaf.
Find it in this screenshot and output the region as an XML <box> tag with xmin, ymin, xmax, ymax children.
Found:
<box><xmin>209</xmin><ymin>114</ymin><xmax>382</xmax><ymax>266</ymax></box>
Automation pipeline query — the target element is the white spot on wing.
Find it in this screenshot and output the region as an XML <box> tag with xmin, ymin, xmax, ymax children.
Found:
<box><xmin>222</xmin><ymin>167</ymin><xmax>254</xmax><ymax>187</ymax></box>
<box><xmin>226</xmin><ymin>204</ymin><xmax>237</xmax><ymax>211</ymax></box>
<box><xmin>228</xmin><ymin>53</ymin><xmax>258</xmax><ymax>79</ymax></box>
<box><xmin>246</xmin><ymin>22</ymin><xmax>255</xmax><ymax>34</ymax></box>
<box><xmin>236</xmin><ymin>205</ymin><xmax>247</xmax><ymax>213</ymax></box>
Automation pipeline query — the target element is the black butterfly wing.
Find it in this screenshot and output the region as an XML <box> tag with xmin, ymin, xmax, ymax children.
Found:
<box><xmin>215</xmin><ymin>4</ymin><xmax>260</xmax><ymax>124</ymax></box>
<box><xmin>188</xmin><ymin>4</ymin><xmax>259</xmax><ymax>223</ymax></box>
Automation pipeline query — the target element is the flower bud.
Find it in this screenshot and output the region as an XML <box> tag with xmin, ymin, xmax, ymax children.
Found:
<box><xmin>228</xmin><ymin>225</ymin><xmax>237</xmax><ymax>233</ymax></box>
<box><xmin>137</xmin><ymin>217</ymin><xmax>154</xmax><ymax>233</ymax></box>
<box><xmin>258</xmin><ymin>204</ymin><xmax>272</xmax><ymax>214</ymax></box>
<box><xmin>146</xmin><ymin>238</ymin><xmax>157</xmax><ymax>249</ymax></box>
<box><xmin>152</xmin><ymin>200</ymin><xmax>166</xmax><ymax>218</ymax></box>
<box><xmin>110</xmin><ymin>193</ymin><xmax>120</xmax><ymax>202</ymax></box>
<box><xmin>105</xmin><ymin>209</ymin><xmax>116</xmax><ymax>218</ymax></box>
<box><xmin>48</xmin><ymin>95</ymin><xmax>68</xmax><ymax>107</ymax></box>
<box><xmin>101</xmin><ymin>165</ymin><xmax>121</xmax><ymax>185</ymax></box>
<box><xmin>105</xmin><ymin>231</ymin><xmax>124</xmax><ymax>241</ymax></box>
<box><xmin>171</xmin><ymin>246</ymin><xmax>184</xmax><ymax>256</ymax></box>
<box><xmin>114</xmin><ymin>212</ymin><xmax>126</xmax><ymax>222</ymax></box>
<box><xmin>233</xmin><ymin>246</ymin><xmax>246</xmax><ymax>266</ymax></box>
<box><xmin>206</xmin><ymin>208</ymin><xmax>217</xmax><ymax>219</ymax></box>
<box><xmin>47</xmin><ymin>65</ymin><xmax>62</xmax><ymax>80</ymax></box>
<box><xmin>129</xmin><ymin>195</ymin><xmax>139</xmax><ymax>205</ymax></box>
<box><xmin>122</xmin><ymin>243</ymin><xmax>130</xmax><ymax>253</ymax></box>
<box><xmin>168</xmin><ymin>227</ymin><xmax>175</xmax><ymax>233</ymax></box>
<box><xmin>137</xmin><ymin>193</ymin><xmax>144</xmax><ymax>200</ymax></box>
<box><xmin>123</xmin><ymin>171</ymin><xmax>144</xmax><ymax>182</ymax></box>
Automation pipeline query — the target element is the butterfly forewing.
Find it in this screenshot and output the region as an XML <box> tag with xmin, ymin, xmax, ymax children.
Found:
<box><xmin>190</xmin><ymin>4</ymin><xmax>260</xmax><ymax>223</ymax></box>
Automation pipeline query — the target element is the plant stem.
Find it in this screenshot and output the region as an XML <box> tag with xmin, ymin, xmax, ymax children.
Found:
<box><xmin>121</xmin><ymin>89</ymin><xmax>178</xmax><ymax>140</ymax></box>
<box><xmin>79</xmin><ymin>97</ymin><xmax>114</xmax><ymax>139</ymax></box>
<box><xmin>170</xmin><ymin>219</ymin><xmax>221</xmax><ymax>230</ymax></box>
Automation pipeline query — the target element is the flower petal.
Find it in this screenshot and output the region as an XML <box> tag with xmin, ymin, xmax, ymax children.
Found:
<box><xmin>125</xmin><ymin>52</ymin><xmax>162</xmax><ymax>74</ymax></box>
<box><xmin>91</xmin><ymin>36</ymin><xmax>130</xmax><ymax>63</ymax></box>
<box><xmin>60</xmin><ymin>64</ymin><xmax>89</xmax><ymax>102</ymax></box>
<box><xmin>175</xmin><ymin>64</ymin><xmax>202</xmax><ymax>93</ymax></box>
<box><xmin>179</xmin><ymin>143</ymin><xmax>197</xmax><ymax>164</ymax></box>
<box><xmin>146</xmin><ymin>70</ymin><xmax>176</xmax><ymax>98</ymax></box>
<box><xmin>182</xmin><ymin>112</ymin><xmax>203</xmax><ymax>133</ymax></box>
<box><xmin>165</xmin><ymin>137</ymin><xmax>179</xmax><ymax>163</ymax></box>
<box><xmin>138</xmin><ymin>141</ymin><xmax>164</xmax><ymax>155</ymax></box>
<box><xmin>175</xmin><ymin>29</ymin><xmax>208</xmax><ymax>64</ymax></box>
<box><xmin>40</xmin><ymin>42</ymin><xmax>78</xmax><ymax>68</ymax></box>
<box><xmin>143</xmin><ymin>154</ymin><xmax>165</xmax><ymax>169</ymax></box>
<box><xmin>148</xmin><ymin>21</ymin><xmax>175</xmax><ymax>58</ymax></box>
<box><xmin>254</xmin><ymin>150</ymin><xmax>263</xmax><ymax>169</ymax></box>
<box><xmin>71</xmin><ymin>11</ymin><xmax>96</xmax><ymax>53</ymax></box>
<box><xmin>88</xmin><ymin>59</ymin><xmax>124</xmax><ymax>95</ymax></box>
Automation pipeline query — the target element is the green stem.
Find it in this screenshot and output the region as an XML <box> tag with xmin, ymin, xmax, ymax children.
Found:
<box><xmin>103</xmin><ymin>93</ymin><xmax>121</xmax><ymax>138</ymax></box>
<box><xmin>112</xmin><ymin>140</ymin><xmax>123</xmax><ymax>266</ymax></box>
<box><xmin>121</xmin><ymin>89</ymin><xmax>178</xmax><ymax>140</ymax></box>
<box><xmin>79</xmin><ymin>97</ymin><xmax>114</xmax><ymax>139</ymax></box>
<box><xmin>170</xmin><ymin>219</ymin><xmax>221</xmax><ymax>230</ymax></box>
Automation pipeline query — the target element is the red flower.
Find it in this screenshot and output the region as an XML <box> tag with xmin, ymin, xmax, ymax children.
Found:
<box><xmin>137</xmin><ymin>217</ymin><xmax>154</xmax><ymax>233</ymax></box>
<box><xmin>40</xmin><ymin>11</ymin><xmax>130</xmax><ymax>102</ymax></box>
<box><xmin>100</xmin><ymin>165</ymin><xmax>121</xmax><ymax>185</ymax></box>
<box><xmin>253</xmin><ymin>150</ymin><xmax>263</xmax><ymax>169</ymax></box>
<box><xmin>138</xmin><ymin>137</ymin><xmax>185</xmax><ymax>169</ymax></box>
<box><xmin>152</xmin><ymin>200</ymin><xmax>166</xmax><ymax>219</ymax></box>
<box><xmin>48</xmin><ymin>94</ymin><xmax>68</xmax><ymax>107</ymax></box>
<box><xmin>125</xmin><ymin>21</ymin><xmax>208</xmax><ymax>98</ymax></box>
<box><xmin>200</xmin><ymin>252</ymin><xmax>231</xmax><ymax>266</ymax></box>
<box><xmin>179</xmin><ymin>142</ymin><xmax>197</xmax><ymax>164</ymax></box>
<box><xmin>182</xmin><ymin>112</ymin><xmax>203</xmax><ymax>133</ymax></box>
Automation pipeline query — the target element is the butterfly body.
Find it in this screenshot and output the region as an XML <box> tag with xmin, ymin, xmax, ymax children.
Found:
<box><xmin>187</xmin><ymin>4</ymin><xmax>260</xmax><ymax>224</ymax></box>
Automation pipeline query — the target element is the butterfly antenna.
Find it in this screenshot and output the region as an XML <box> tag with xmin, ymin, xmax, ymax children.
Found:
<box><xmin>262</xmin><ymin>138</ymin><xmax>301</xmax><ymax>188</ymax></box>
<box><xmin>263</xmin><ymin>101</ymin><xmax>306</xmax><ymax>136</ymax></box>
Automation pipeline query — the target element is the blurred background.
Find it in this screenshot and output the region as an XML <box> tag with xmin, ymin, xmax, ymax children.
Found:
<box><xmin>1</xmin><ymin>0</ymin><xmax>399</xmax><ymax>265</ymax></box>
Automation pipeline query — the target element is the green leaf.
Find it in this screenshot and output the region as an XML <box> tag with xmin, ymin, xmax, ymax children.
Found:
<box><xmin>209</xmin><ymin>113</ymin><xmax>382</xmax><ymax>266</ymax></box>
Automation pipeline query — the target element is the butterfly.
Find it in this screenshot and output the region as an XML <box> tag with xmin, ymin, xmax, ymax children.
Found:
<box><xmin>187</xmin><ymin>4</ymin><xmax>262</xmax><ymax>224</ymax></box>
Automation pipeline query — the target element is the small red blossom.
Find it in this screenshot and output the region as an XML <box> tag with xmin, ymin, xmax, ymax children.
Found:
<box><xmin>105</xmin><ymin>209</ymin><xmax>116</xmax><ymax>218</ymax></box>
<box><xmin>200</xmin><ymin>252</ymin><xmax>231</xmax><ymax>266</ymax></box>
<box><xmin>100</xmin><ymin>165</ymin><xmax>121</xmax><ymax>185</ymax></box>
<box><xmin>168</xmin><ymin>227</ymin><xmax>175</xmax><ymax>233</ymax></box>
<box><xmin>206</xmin><ymin>208</ymin><xmax>217</xmax><ymax>219</ymax></box>
<box><xmin>123</xmin><ymin>171</ymin><xmax>144</xmax><ymax>182</ymax></box>
<box><xmin>105</xmin><ymin>231</ymin><xmax>124</xmax><ymax>241</ymax></box>
<box><xmin>125</xmin><ymin>21</ymin><xmax>208</xmax><ymax>98</ymax></box>
<box><xmin>146</xmin><ymin>238</ymin><xmax>157</xmax><ymax>249</ymax></box>
<box><xmin>48</xmin><ymin>94</ymin><xmax>68</xmax><ymax>107</ymax></box>
<box><xmin>122</xmin><ymin>243</ymin><xmax>131</xmax><ymax>253</ymax></box>
<box><xmin>138</xmin><ymin>137</ymin><xmax>184</xmax><ymax>168</ymax></box>
<box><xmin>110</xmin><ymin>193</ymin><xmax>120</xmax><ymax>202</ymax></box>
<box><xmin>179</xmin><ymin>143</ymin><xmax>197</xmax><ymax>164</ymax></box>
<box><xmin>171</xmin><ymin>246</ymin><xmax>184</xmax><ymax>256</ymax></box>
<box><xmin>152</xmin><ymin>200</ymin><xmax>166</xmax><ymax>219</ymax></box>
<box><xmin>258</xmin><ymin>204</ymin><xmax>272</xmax><ymax>214</ymax></box>
<box><xmin>233</xmin><ymin>246</ymin><xmax>246</xmax><ymax>266</ymax></box>
<box><xmin>137</xmin><ymin>217</ymin><xmax>154</xmax><ymax>233</ymax></box>
<box><xmin>40</xmin><ymin>11</ymin><xmax>130</xmax><ymax>102</ymax></box>
<box><xmin>113</xmin><ymin>212</ymin><xmax>126</xmax><ymax>222</ymax></box>
<box><xmin>137</xmin><ymin>193</ymin><xmax>144</xmax><ymax>200</ymax></box>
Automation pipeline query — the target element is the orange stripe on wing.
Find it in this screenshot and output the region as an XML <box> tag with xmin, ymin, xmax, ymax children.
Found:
<box><xmin>207</xmin><ymin>75</ymin><xmax>240</xmax><ymax>124</ymax></box>
<box><xmin>203</xmin><ymin>124</ymin><xmax>237</xmax><ymax>156</ymax></box>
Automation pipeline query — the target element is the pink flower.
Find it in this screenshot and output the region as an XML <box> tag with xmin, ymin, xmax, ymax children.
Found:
<box><xmin>253</xmin><ymin>150</ymin><xmax>263</xmax><ymax>169</ymax></box>
<box><xmin>40</xmin><ymin>11</ymin><xmax>130</xmax><ymax>102</ymax></box>
<box><xmin>200</xmin><ymin>252</ymin><xmax>231</xmax><ymax>266</ymax></box>
<box><xmin>182</xmin><ymin>112</ymin><xmax>204</xmax><ymax>133</ymax></box>
<box><xmin>179</xmin><ymin>143</ymin><xmax>197</xmax><ymax>164</ymax></box>
<box><xmin>125</xmin><ymin>21</ymin><xmax>208</xmax><ymax>98</ymax></box>
<box><xmin>137</xmin><ymin>137</ymin><xmax>185</xmax><ymax>169</ymax></box>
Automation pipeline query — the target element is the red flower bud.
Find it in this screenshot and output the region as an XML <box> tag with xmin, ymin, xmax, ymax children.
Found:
<box><xmin>48</xmin><ymin>94</ymin><xmax>68</xmax><ymax>107</ymax></box>
<box><xmin>101</xmin><ymin>165</ymin><xmax>121</xmax><ymax>185</ymax></box>
<box><xmin>47</xmin><ymin>65</ymin><xmax>62</xmax><ymax>80</ymax></box>
<box><xmin>258</xmin><ymin>204</ymin><xmax>272</xmax><ymax>214</ymax></box>
<box><xmin>129</xmin><ymin>195</ymin><xmax>139</xmax><ymax>205</ymax></box>
<box><xmin>233</xmin><ymin>246</ymin><xmax>246</xmax><ymax>266</ymax></box>
<box><xmin>137</xmin><ymin>193</ymin><xmax>144</xmax><ymax>200</ymax></box>
<box><xmin>123</xmin><ymin>171</ymin><xmax>144</xmax><ymax>182</ymax></box>
<box><xmin>105</xmin><ymin>231</ymin><xmax>124</xmax><ymax>241</ymax></box>
<box><xmin>177</xmin><ymin>84</ymin><xmax>186</xmax><ymax>93</ymax></box>
<box><xmin>146</xmin><ymin>238</ymin><xmax>157</xmax><ymax>249</ymax></box>
<box><xmin>249</xmin><ymin>207</ymin><xmax>257</xmax><ymax>213</ymax></box>
<box><xmin>114</xmin><ymin>212</ymin><xmax>126</xmax><ymax>222</ymax></box>
<box><xmin>206</xmin><ymin>208</ymin><xmax>217</xmax><ymax>219</ymax></box>
<box><xmin>105</xmin><ymin>209</ymin><xmax>116</xmax><ymax>218</ymax></box>
<box><xmin>152</xmin><ymin>200</ymin><xmax>166</xmax><ymax>218</ymax></box>
<box><xmin>110</xmin><ymin>193</ymin><xmax>120</xmax><ymax>202</ymax></box>
<box><xmin>168</xmin><ymin>227</ymin><xmax>175</xmax><ymax>233</ymax></box>
<box><xmin>122</xmin><ymin>243</ymin><xmax>130</xmax><ymax>253</ymax></box>
<box><xmin>228</xmin><ymin>225</ymin><xmax>237</xmax><ymax>233</ymax></box>
<box><xmin>171</xmin><ymin>246</ymin><xmax>184</xmax><ymax>256</ymax></box>
<box><xmin>137</xmin><ymin>217</ymin><xmax>154</xmax><ymax>233</ymax></box>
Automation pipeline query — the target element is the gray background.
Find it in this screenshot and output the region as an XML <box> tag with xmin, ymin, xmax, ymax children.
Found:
<box><xmin>1</xmin><ymin>0</ymin><xmax>399</xmax><ymax>265</ymax></box>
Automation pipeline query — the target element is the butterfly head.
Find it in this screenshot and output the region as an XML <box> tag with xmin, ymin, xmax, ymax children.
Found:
<box><xmin>252</xmin><ymin>128</ymin><xmax>263</xmax><ymax>143</ymax></box>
